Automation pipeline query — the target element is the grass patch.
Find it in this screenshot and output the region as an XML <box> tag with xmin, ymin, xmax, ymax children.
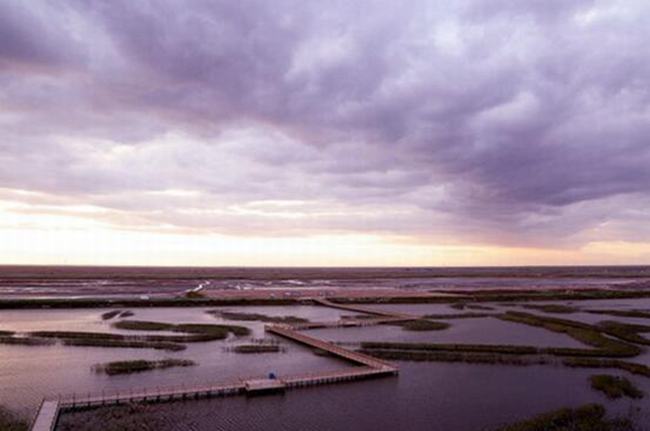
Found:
<box><xmin>359</xmin><ymin>349</ymin><xmax>548</xmax><ymax>365</ymax></box>
<box><xmin>361</xmin><ymin>341</ymin><xmax>540</xmax><ymax>355</ymax></box>
<box><xmin>208</xmin><ymin>310</ymin><xmax>309</xmax><ymax>324</ymax></box>
<box><xmin>423</xmin><ymin>313</ymin><xmax>493</xmax><ymax>319</ymax></box>
<box><xmin>491</xmin><ymin>403</ymin><xmax>633</xmax><ymax>431</ymax></box>
<box><xmin>522</xmin><ymin>304</ymin><xmax>579</xmax><ymax>314</ymax></box>
<box><xmin>0</xmin><ymin>405</ymin><xmax>28</xmax><ymax>431</ymax></box>
<box><xmin>450</xmin><ymin>302</ymin><xmax>494</xmax><ymax>311</ymax></box>
<box><xmin>0</xmin><ymin>336</ymin><xmax>56</xmax><ymax>346</ymax></box>
<box><xmin>0</xmin><ymin>330</ymin><xmax>15</xmax><ymax>336</ymax></box>
<box><xmin>401</xmin><ymin>320</ymin><xmax>450</xmax><ymax>331</ymax></box>
<box><xmin>119</xmin><ymin>311</ymin><xmax>134</xmax><ymax>318</ymax></box>
<box><xmin>590</xmin><ymin>374</ymin><xmax>644</xmax><ymax>399</ymax></box>
<box><xmin>95</xmin><ymin>359</ymin><xmax>195</xmax><ymax>375</ymax></box>
<box><xmin>233</xmin><ymin>344</ymin><xmax>282</xmax><ymax>354</ymax></box>
<box><xmin>562</xmin><ymin>358</ymin><xmax>650</xmax><ymax>378</ymax></box>
<box><xmin>497</xmin><ymin>311</ymin><xmax>641</xmax><ymax>357</ymax></box>
<box><xmin>62</xmin><ymin>338</ymin><xmax>185</xmax><ymax>351</ymax></box>
<box><xmin>112</xmin><ymin>320</ymin><xmax>251</xmax><ymax>338</ymax></box>
<box><xmin>101</xmin><ymin>310</ymin><xmax>122</xmax><ymax>320</ymax></box>
<box><xmin>587</xmin><ymin>309</ymin><xmax>650</xmax><ymax>319</ymax></box>
<box><xmin>597</xmin><ymin>321</ymin><xmax>650</xmax><ymax>345</ymax></box>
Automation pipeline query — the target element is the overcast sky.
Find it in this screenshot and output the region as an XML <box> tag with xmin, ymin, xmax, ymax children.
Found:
<box><xmin>1</xmin><ymin>0</ymin><xmax>649</xmax><ymax>266</ymax></box>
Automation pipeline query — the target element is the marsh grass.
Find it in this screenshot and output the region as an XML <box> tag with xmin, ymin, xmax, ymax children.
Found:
<box><xmin>522</xmin><ymin>304</ymin><xmax>579</xmax><ymax>314</ymax></box>
<box><xmin>101</xmin><ymin>310</ymin><xmax>122</xmax><ymax>320</ymax></box>
<box><xmin>590</xmin><ymin>374</ymin><xmax>644</xmax><ymax>399</ymax></box>
<box><xmin>0</xmin><ymin>335</ymin><xmax>56</xmax><ymax>346</ymax></box>
<box><xmin>95</xmin><ymin>359</ymin><xmax>196</xmax><ymax>375</ymax></box>
<box><xmin>400</xmin><ymin>320</ymin><xmax>450</xmax><ymax>331</ymax></box>
<box><xmin>358</xmin><ymin>349</ymin><xmax>548</xmax><ymax>365</ymax></box>
<box><xmin>232</xmin><ymin>344</ymin><xmax>282</xmax><ymax>353</ymax></box>
<box><xmin>423</xmin><ymin>313</ymin><xmax>493</xmax><ymax>319</ymax></box>
<box><xmin>360</xmin><ymin>342</ymin><xmax>539</xmax><ymax>355</ymax></box>
<box><xmin>562</xmin><ymin>358</ymin><xmax>650</xmax><ymax>378</ymax></box>
<box><xmin>491</xmin><ymin>404</ymin><xmax>633</xmax><ymax>431</ymax></box>
<box><xmin>587</xmin><ymin>310</ymin><xmax>650</xmax><ymax>319</ymax></box>
<box><xmin>497</xmin><ymin>312</ymin><xmax>641</xmax><ymax>357</ymax></box>
<box><xmin>112</xmin><ymin>320</ymin><xmax>251</xmax><ymax>338</ymax></box>
<box><xmin>208</xmin><ymin>310</ymin><xmax>309</xmax><ymax>324</ymax></box>
<box><xmin>0</xmin><ymin>405</ymin><xmax>28</xmax><ymax>431</ymax></box>
<box><xmin>596</xmin><ymin>321</ymin><xmax>650</xmax><ymax>346</ymax></box>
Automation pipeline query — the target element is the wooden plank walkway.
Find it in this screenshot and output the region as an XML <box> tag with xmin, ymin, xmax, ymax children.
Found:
<box><xmin>266</xmin><ymin>324</ymin><xmax>398</xmax><ymax>371</ymax></box>
<box><xmin>30</xmin><ymin>400</ymin><xmax>59</xmax><ymax>431</ymax></box>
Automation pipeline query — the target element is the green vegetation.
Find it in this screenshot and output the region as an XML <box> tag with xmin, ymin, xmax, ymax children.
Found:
<box><xmin>562</xmin><ymin>358</ymin><xmax>650</xmax><ymax>378</ymax></box>
<box><xmin>101</xmin><ymin>310</ymin><xmax>122</xmax><ymax>320</ymax></box>
<box><xmin>112</xmin><ymin>320</ymin><xmax>250</xmax><ymax>338</ymax></box>
<box><xmin>95</xmin><ymin>359</ymin><xmax>196</xmax><ymax>375</ymax></box>
<box><xmin>590</xmin><ymin>374</ymin><xmax>644</xmax><ymax>399</ymax></box>
<box><xmin>361</xmin><ymin>342</ymin><xmax>539</xmax><ymax>355</ymax></box>
<box><xmin>0</xmin><ymin>405</ymin><xmax>28</xmax><ymax>431</ymax></box>
<box><xmin>119</xmin><ymin>311</ymin><xmax>134</xmax><ymax>318</ymax></box>
<box><xmin>491</xmin><ymin>404</ymin><xmax>633</xmax><ymax>431</ymax></box>
<box><xmin>522</xmin><ymin>304</ymin><xmax>579</xmax><ymax>314</ymax></box>
<box><xmin>401</xmin><ymin>320</ymin><xmax>450</xmax><ymax>331</ymax></box>
<box><xmin>359</xmin><ymin>348</ymin><xmax>548</xmax><ymax>365</ymax></box>
<box><xmin>0</xmin><ymin>330</ymin><xmax>15</xmax><ymax>336</ymax></box>
<box><xmin>497</xmin><ymin>312</ymin><xmax>641</xmax><ymax>357</ymax></box>
<box><xmin>423</xmin><ymin>313</ymin><xmax>493</xmax><ymax>319</ymax></box>
<box><xmin>596</xmin><ymin>321</ymin><xmax>650</xmax><ymax>345</ymax></box>
<box><xmin>0</xmin><ymin>335</ymin><xmax>56</xmax><ymax>346</ymax></box>
<box><xmin>62</xmin><ymin>338</ymin><xmax>185</xmax><ymax>351</ymax></box>
<box><xmin>233</xmin><ymin>344</ymin><xmax>281</xmax><ymax>353</ymax></box>
<box><xmin>587</xmin><ymin>309</ymin><xmax>650</xmax><ymax>319</ymax></box>
<box><xmin>450</xmin><ymin>302</ymin><xmax>494</xmax><ymax>311</ymax></box>
<box><xmin>208</xmin><ymin>310</ymin><xmax>308</xmax><ymax>324</ymax></box>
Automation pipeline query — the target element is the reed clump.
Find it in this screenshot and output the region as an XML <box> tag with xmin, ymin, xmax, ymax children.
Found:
<box><xmin>95</xmin><ymin>358</ymin><xmax>196</xmax><ymax>375</ymax></box>
<box><xmin>401</xmin><ymin>320</ymin><xmax>450</xmax><ymax>331</ymax></box>
<box><xmin>358</xmin><ymin>349</ymin><xmax>548</xmax><ymax>366</ymax></box>
<box><xmin>587</xmin><ymin>309</ymin><xmax>650</xmax><ymax>319</ymax></box>
<box><xmin>497</xmin><ymin>312</ymin><xmax>641</xmax><ymax>357</ymax></box>
<box><xmin>562</xmin><ymin>358</ymin><xmax>650</xmax><ymax>378</ymax></box>
<box><xmin>101</xmin><ymin>310</ymin><xmax>122</xmax><ymax>320</ymax></box>
<box><xmin>208</xmin><ymin>310</ymin><xmax>308</xmax><ymax>324</ymax></box>
<box><xmin>233</xmin><ymin>344</ymin><xmax>281</xmax><ymax>353</ymax></box>
<box><xmin>590</xmin><ymin>374</ymin><xmax>644</xmax><ymax>399</ymax></box>
<box><xmin>0</xmin><ymin>335</ymin><xmax>56</xmax><ymax>346</ymax></box>
<box><xmin>521</xmin><ymin>304</ymin><xmax>579</xmax><ymax>314</ymax></box>
<box><xmin>112</xmin><ymin>320</ymin><xmax>251</xmax><ymax>338</ymax></box>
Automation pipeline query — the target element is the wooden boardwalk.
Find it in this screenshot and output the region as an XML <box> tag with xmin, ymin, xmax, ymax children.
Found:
<box><xmin>30</xmin><ymin>304</ymin><xmax>402</xmax><ymax>431</ymax></box>
<box><xmin>30</xmin><ymin>400</ymin><xmax>59</xmax><ymax>431</ymax></box>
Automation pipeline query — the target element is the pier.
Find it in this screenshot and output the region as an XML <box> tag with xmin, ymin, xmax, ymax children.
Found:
<box><xmin>30</xmin><ymin>303</ymin><xmax>403</xmax><ymax>431</ymax></box>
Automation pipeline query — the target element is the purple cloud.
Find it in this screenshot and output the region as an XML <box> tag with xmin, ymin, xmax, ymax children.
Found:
<box><xmin>1</xmin><ymin>0</ymin><xmax>650</xmax><ymax>248</ymax></box>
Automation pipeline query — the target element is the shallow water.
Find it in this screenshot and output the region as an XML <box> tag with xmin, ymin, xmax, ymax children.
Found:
<box><xmin>57</xmin><ymin>362</ymin><xmax>650</xmax><ymax>431</ymax></box>
<box><xmin>306</xmin><ymin>317</ymin><xmax>585</xmax><ymax>347</ymax></box>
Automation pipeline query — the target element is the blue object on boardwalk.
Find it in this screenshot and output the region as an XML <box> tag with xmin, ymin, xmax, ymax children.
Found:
<box><xmin>269</xmin><ymin>372</ymin><xmax>277</xmax><ymax>380</ymax></box>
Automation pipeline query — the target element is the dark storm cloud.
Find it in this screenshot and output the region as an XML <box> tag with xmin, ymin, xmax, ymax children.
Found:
<box><xmin>1</xmin><ymin>0</ymin><xmax>649</xmax><ymax>246</ymax></box>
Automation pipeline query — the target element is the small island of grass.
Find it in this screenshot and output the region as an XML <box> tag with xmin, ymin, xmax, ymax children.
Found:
<box><xmin>0</xmin><ymin>405</ymin><xmax>28</xmax><ymax>431</ymax></box>
<box><xmin>590</xmin><ymin>374</ymin><xmax>644</xmax><ymax>399</ymax></box>
<box><xmin>95</xmin><ymin>359</ymin><xmax>196</xmax><ymax>375</ymax></box>
<box><xmin>401</xmin><ymin>320</ymin><xmax>450</xmax><ymax>331</ymax></box>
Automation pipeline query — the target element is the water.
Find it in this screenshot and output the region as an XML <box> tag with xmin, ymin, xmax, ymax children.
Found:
<box><xmin>57</xmin><ymin>363</ymin><xmax>650</xmax><ymax>431</ymax></box>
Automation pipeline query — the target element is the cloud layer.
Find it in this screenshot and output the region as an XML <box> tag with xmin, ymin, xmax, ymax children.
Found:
<box><xmin>2</xmin><ymin>0</ymin><xmax>650</xmax><ymax>253</ymax></box>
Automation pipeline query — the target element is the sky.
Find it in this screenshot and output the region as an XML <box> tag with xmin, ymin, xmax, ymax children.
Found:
<box><xmin>1</xmin><ymin>0</ymin><xmax>649</xmax><ymax>267</ymax></box>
